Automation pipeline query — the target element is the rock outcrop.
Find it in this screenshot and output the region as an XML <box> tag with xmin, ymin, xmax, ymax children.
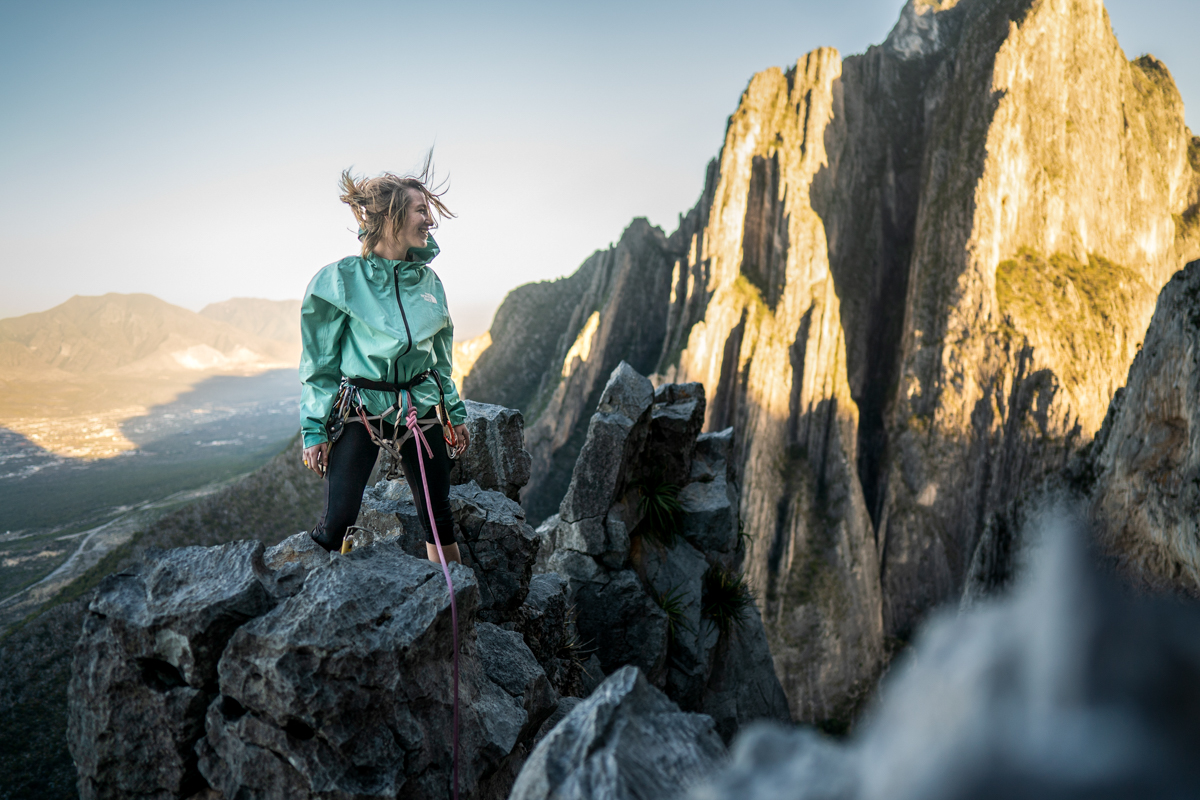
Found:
<box><xmin>536</xmin><ymin>364</ymin><xmax>791</xmax><ymax>739</ymax></box>
<box><xmin>690</xmin><ymin>517</ymin><xmax>1200</xmax><ymax>800</ymax></box>
<box><xmin>960</xmin><ymin>258</ymin><xmax>1200</xmax><ymax>606</ymax></box>
<box><xmin>465</xmin><ymin>216</ymin><xmax>715</xmax><ymax>523</ymax></box>
<box><xmin>463</xmin><ymin>0</ymin><xmax>1200</xmax><ymax>726</ymax></box>
<box><xmin>68</xmin><ymin>541</ymin><xmax>276</xmax><ymax>800</ymax></box>
<box><xmin>1088</xmin><ymin>260</ymin><xmax>1200</xmax><ymax>594</ymax></box>
<box><xmin>449</xmin><ymin>400</ymin><xmax>533</xmax><ymax>502</ymax></box>
<box><xmin>68</xmin><ymin>399</ymin><xmax>573</xmax><ymax>800</ymax></box>
<box><xmin>511</xmin><ymin>665</ymin><xmax>727</xmax><ymax>800</ymax></box>
<box><xmin>196</xmin><ymin>545</ymin><xmax>547</xmax><ymax>799</ymax></box>
<box><xmin>69</xmin><ymin>531</ymin><xmax>560</xmax><ymax>799</ymax></box>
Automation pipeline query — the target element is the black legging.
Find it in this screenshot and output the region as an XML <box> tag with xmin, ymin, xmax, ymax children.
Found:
<box><xmin>310</xmin><ymin>414</ymin><xmax>456</xmax><ymax>552</ymax></box>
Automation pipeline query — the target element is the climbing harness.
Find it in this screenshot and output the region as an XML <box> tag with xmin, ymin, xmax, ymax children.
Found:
<box><xmin>328</xmin><ymin>374</ymin><xmax>461</xmax><ymax>799</ymax></box>
<box><xmin>326</xmin><ymin>370</ymin><xmax>460</xmax><ymax>475</ymax></box>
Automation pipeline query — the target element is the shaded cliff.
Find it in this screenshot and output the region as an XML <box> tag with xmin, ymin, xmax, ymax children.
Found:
<box><xmin>465</xmin><ymin>0</ymin><xmax>1200</xmax><ymax>727</ymax></box>
<box><xmin>466</xmin><ymin>197</ymin><xmax>718</xmax><ymax>522</ymax></box>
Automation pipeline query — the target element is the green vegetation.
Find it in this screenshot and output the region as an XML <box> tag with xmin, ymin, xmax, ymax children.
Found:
<box><xmin>1131</xmin><ymin>54</ymin><xmax>1179</xmax><ymax>101</ymax></box>
<box><xmin>651</xmin><ymin>583</ymin><xmax>693</xmax><ymax>643</ymax></box>
<box><xmin>995</xmin><ymin>248</ymin><xmax>1149</xmax><ymax>384</ymax></box>
<box><xmin>632</xmin><ymin>473</ymin><xmax>683</xmax><ymax>547</ymax></box>
<box><xmin>556</xmin><ymin>604</ymin><xmax>592</xmax><ymax>665</ymax></box>
<box><xmin>701</xmin><ymin>564</ymin><xmax>754</xmax><ymax>635</ymax></box>
<box><xmin>736</xmin><ymin>519</ymin><xmax>752</xmax><ymax>549</ymax></box>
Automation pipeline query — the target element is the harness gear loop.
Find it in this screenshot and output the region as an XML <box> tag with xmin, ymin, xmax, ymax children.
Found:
<box><xmin>403</xmin><ymin>389</ymin><xmax>460</xmax><ymax>800</ymax></box>
<box><xmin>329</xmin><ymin>372</ymin><xmax>458</xmax><ymax>478</ymax></box>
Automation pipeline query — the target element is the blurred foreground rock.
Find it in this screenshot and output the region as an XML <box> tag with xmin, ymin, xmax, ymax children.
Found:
<box><xmin>692</xmin><ymin>519</ymin><xmax>1200</xmax><ymax>800</ymax></box>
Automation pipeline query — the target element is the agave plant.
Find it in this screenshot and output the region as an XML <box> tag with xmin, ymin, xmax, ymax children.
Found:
<box><xmin>651</xmin><ymin>583</ymin><xmax>694</xmax><ymax>644</ymax></box>
<box><xmin>701</xmin><ymin>564</ymin><xmax>754</xmax><ymax>635</ymax></box>
<box><xmin>632</xmin><ymin>472</ymin><xmax>683</xmax><ymax>546</ymax></box>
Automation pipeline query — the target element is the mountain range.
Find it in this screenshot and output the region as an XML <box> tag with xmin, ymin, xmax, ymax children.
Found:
<box><xmin>463</xmin><ymin>0</ymin><xmax>1200</xmax><ymax>727</ymax></box>
<box><xmin>0</xmin><ymin>294</ymin><xmax>300</xmax><ymax>459</ymax></box>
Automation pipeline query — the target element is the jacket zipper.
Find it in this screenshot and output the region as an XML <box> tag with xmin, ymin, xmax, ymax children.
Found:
<box><xmin>391</xmin><ymin>264</ymin><xmax>414</xmax><ymax>384</ymax></box>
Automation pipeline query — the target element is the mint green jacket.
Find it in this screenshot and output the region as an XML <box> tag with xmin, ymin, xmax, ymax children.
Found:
<box><xmin>299</xmin><ymin>238</ymin><xmax>466</xmax><ymax>448</ymax></box>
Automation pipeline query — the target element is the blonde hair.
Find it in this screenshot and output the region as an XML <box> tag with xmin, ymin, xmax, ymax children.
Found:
<box><xmin>338</xmin><ymin>150</ymin><xmax>454</xmax><ymax>257</ymax></box>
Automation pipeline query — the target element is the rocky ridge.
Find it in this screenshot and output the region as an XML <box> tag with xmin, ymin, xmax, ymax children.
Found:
<box><xmin>534</xmin><ymin>362</ymin><xmax>791</xmax><ymax>740</ymax></box>
<box><xmin>68</xmin><ymin>385</ymin><xmax>786</xmax><ymax>798</ymax></box>
<box><xmin>462</xmin><ymin>0</ymin><xmax>1200</xmax><ymax>727</ymax></box>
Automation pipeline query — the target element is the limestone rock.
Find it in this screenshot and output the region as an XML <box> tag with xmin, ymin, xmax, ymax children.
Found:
<box><xmin>512</xmin><ymin>572</ymin><xmax>586</xmax><ymax>697</ymax></box>
<box><xmin>559</xmin><ymin>362</ymin><xmax>654</xmax><ymax>525</ymax></box>
<box><xmin>574</xmin><ymin>570</ymin><xmax>669</xmax><ymax>679</ymax></box>
<box><xmin>68</xmin><ymin>541</ymin><xmax>275</xmax><ymax>800</ymax></box>
<box><xmin>477</xmin><ymin>622</ymin><xmax>558</xmax><ymax>740</ymax></box>
<box><xmin>515</xmin><ymin>223</ymin><xmax>687</xmax><ymax>523</ymax></box>
<box><xmin>531</xmin><ymin>696</ymin><xmax>583</xmax><ymax>748</ymax></box>
<box><xmin>358</xmin><ymin>479</ymin><xmax>540</xmax><ymax>624</ymax></box>
<box><xmin>699</xmin><ymin>610</ymin><xmax>792</xmax><ymax>745</ymax></box>
<box><xmin>644</xmin><ymin>539</ymin><xmax>714</xmax><ymax>709</ymax></box>
<box><xmin>356</xmin><ymin>478</ymin><xmax>426</xmax><ymax>553</ymax></box>
<box><xmin>534</xmin><ymin>368</ymin><xmax>788</xmax><ymax>738</ymax></box>
<box><xmin>466</xmin><ymin>0</ymin><xmax>1200</xmax><ymax>729</ymax></box>
<box><xmin>261</xmin><ymin>531</ymin><xmax>329</xmax><ymax>598</ymax></box>
<box><xmin>643</xmin><ymin>382</ymin><xmax>707</xmax><ymax>488</ymax></box>
<box><xmin>450</xmin><ymin>481</ymin><xmax>540</xmax><ymax>623</ymax></box>
<box><xmin>678</xmin><ymin>473</ymin><xmax>739</xmax><ymax>556</ymax></box>
<box><xmin>1089</xmin><ymin>260</ymin><xmax>1200</xmax><ymax>594</ymax></box>
<box><xmin>511</xmin><ymin>665</ymin><xmax>727</xmax><ymax>800</ymax></box>
<box><xmin>692</xmin><ymin>519</ymin><xmax>1200</xmax><ymax>800</ymax></box>
<box><xmin>449</xmin><ymin>400</ymin><xmax>533</xmax><ymax>501</ymax></box>
<box><xmin>877</xmin><ymin>0</ymin><xmax>1200</xmax><ymax>641</ymax></box>
<box><xmin>197</xmin><ymin>543</ymin><xmax>523</xmax><ymax>799</ymax></box>
<box><xmin>513</xmin><ymin>572</ymin><xmax>569</xmax><ymax>665</ymax></box>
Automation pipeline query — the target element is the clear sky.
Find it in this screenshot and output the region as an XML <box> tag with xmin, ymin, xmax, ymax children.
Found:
<box><xmin>1</xmin><ymin>0</ymin><xmax>1196</xmax><ymax>339</ymax></box>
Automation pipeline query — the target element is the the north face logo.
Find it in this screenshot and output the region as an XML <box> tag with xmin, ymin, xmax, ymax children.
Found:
<box><xmin>421</xmin><ymin>292</ymin><xmax>438</xmax><ymax>304</ymax></box>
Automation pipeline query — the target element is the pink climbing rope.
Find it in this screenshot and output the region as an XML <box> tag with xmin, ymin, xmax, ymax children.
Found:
<box><xmin>403</xmin><ymin>391</ymin><xmax>459</xmax><ymax>800</ymax></box>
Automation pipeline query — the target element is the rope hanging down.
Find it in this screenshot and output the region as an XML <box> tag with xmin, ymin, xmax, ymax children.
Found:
<box><xmin>403</xmin><ymin>390</ymin><xmax>460</xmax><ymax>800</ymax></box>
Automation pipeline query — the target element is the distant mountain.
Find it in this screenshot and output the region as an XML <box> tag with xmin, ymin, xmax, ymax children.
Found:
<box><xmin>0</xmin><ymin>293</ymin><xmax>297</xmax><ymax>379</ymax></box>
<box><xmin>0</xmin><ymin>294</ymin><xmax>302</xmax><ymax>455</ymax></box>
<box><xmin>200</xmin><ymin>297</ymin><xmax>301</xmax><ymax>346</ymax></box>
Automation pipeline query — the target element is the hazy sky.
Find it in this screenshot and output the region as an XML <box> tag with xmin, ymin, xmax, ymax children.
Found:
<box><xmin>2</xmin><ymin>0</ymin><xmax>1197</xmax><ymax>339</ymax></box>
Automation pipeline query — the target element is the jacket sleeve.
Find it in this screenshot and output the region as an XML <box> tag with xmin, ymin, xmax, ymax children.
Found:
<box><xmin>299</xmin><ymin>282</ymin><xmax>349</xmax><ymax>448</ymax></box>
<box><xmin>433</xmin><ymin>314</ymin><xmax>468</xmax><ymax>426</ymax></box>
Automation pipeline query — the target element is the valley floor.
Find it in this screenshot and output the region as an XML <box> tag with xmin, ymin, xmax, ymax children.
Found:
<box><xmin>0</xmin><ymin>369</ymin><xmax>301</xmax><ymax>632</ymax></box>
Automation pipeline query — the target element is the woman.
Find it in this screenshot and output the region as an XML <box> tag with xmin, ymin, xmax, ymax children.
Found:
<box><xmin>299</xmin><ymin>156</ymin><xmax>470</xmax><ymax>564</ymax></box>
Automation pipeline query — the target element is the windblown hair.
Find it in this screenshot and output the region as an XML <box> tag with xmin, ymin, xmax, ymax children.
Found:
<box><xmin>339</xmin><ymin>150</ymin><xmax>454</xmax><ymax>257</ymax></box>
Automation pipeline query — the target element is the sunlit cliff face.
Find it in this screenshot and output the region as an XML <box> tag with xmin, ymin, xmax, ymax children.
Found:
<box><xmin>648</xmin><ymin>0</ymin><xmax>1200</xmax><ymax>717</ymax></box>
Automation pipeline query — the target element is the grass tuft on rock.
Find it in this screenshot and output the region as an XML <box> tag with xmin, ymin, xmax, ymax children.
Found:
<box><xmin>702</xmin><ymin>564</ymin><xmax>754</xmax><ymax>635</ymax></box>
<box><xmin>632</xmin><ymin>473</ymin><xmax>683</xmax><ymax>547</ymax></box>
<box><xmin>651</xmin><ymin>584</ymin><xmax>693</xmax><ymax>644</ymax></box>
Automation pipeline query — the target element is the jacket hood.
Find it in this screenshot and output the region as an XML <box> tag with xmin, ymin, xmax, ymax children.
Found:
<box><xmin>357</xmin><ymin>232</ymin><xmax>440</xmax><ymax>268</ymax></box>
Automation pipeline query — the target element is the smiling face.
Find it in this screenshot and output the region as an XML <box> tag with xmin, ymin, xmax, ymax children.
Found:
<box><xmin>395</xmin><ymin>187</ymin><xmax>434</xmax><ymax>257</ymax></box>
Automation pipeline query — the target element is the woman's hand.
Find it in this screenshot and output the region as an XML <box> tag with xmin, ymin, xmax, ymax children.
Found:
<box><xmin>303</xmin><ymin>442</ymin><xmax>329</xmax><ymax>477</ymax></box>
<box><xmin>452</xmin><ymin>424</ymin><xmax>470</xmax><ymax>457</ymax></box>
